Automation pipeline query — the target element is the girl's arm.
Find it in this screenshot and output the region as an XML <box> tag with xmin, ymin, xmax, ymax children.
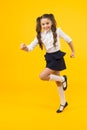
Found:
<box><xmin>68</xmin><ymin>41</ymin><xmax>75</xmax><ymax>58</ymax></box>
<box><xmin>20</xmin><ymin>43</ymin><xmax>29</xmax><ymax>51</ymax></box>
<box><xmin>20</xmin><ymin>37</ymin><xmax>38</xmax><ymax>52</ymax></box>
<box><xmin>58</xmin><ymin>28</ymin><xmax>75</xmax><ymax>58</ymax></box>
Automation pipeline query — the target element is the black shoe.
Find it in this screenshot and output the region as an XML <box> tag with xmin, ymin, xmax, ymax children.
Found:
<box><xmin>56</xmin><ymin>102</ymin><xmax>68</xmax><ymax>113</ymax></box>
<box><xmin>62</xmin><ymin>75</ymin><xmax>67</xmax><ymax>91</ymax></box>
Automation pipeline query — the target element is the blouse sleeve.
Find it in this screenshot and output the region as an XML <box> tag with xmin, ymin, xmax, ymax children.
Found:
<box><xmin>27</xmin><ymin>37</ymin><xmax>38</xmax><ymax>51</ymax></box>
<box><xmin>57</xmin><ymin>28</ymin><xmax>72</xmax><ymax>43</ymax></box>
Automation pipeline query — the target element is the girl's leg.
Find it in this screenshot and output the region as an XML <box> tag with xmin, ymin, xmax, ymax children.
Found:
<box><xmin>39</xmin><ymin>67</ymin><xmax>65</xmax><ymax>82</ymax></box>
<box><xmin>49</xmin><ymin>72</ymin><xmax>67</xmax><ymax>91</ymax></box>
<box><xmin>39</xmin><ymin>67</ymin><xmax>56</xmax><ymax>80</ymax></box>
<box><xmin>54</xmin><ymin>71</ymin><xmax>68</xmax><ymax>113</ymax></box>
<box><xmin>39</xmin><ymin>68</ymin><xmax>68</xmax><ymax>112</ymax></box>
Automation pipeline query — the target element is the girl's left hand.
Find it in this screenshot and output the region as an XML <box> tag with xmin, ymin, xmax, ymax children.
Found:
<box><xmin>70</xmin><ymin>52</ymin><xmax>75</xmax><ymax>58</ymax></box>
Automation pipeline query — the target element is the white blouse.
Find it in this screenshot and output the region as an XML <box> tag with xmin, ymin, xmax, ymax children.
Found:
<box><xmin>27</xmin><ymin>28</ymin><xmax>72</xmax><ymax>53</ymax></box>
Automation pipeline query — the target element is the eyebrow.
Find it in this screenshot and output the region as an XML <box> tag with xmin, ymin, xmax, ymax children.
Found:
<box><xmin>41</xmin><ymin>22</ymin><xmax>50</xmax><ymax>25</ymax></box>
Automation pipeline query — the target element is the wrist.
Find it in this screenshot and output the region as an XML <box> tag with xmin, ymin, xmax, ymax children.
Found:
<box><xmin>25</xmin><ymin>47</ymin><xmax>29</xmax><ymax>51</ymax></box>
<box><xmin>72</xmin><ymin>50</ymin><xmax>75</xmax><ymax>53</ymax></box>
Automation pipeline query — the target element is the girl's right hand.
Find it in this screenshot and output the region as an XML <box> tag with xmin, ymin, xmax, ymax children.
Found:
<box><xmin>20</xmin><ymin>43</ymin><xmax>28</xmax><ymax>51</ymax></box>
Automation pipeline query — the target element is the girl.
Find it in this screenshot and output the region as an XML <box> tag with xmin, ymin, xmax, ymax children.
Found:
<box><xmin>20</xmin><ymin>14</ymin><xmax>75</xmax><ymax>113</ymax></box>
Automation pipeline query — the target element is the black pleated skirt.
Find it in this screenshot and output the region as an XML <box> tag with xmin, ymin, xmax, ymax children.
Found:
<box><xmin>44</xmin><ymin>50</ymin><xmax>66</xmax><ymax>71</ymax></box>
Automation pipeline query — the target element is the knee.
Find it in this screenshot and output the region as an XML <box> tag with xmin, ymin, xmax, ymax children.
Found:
<box><xmin>56</xmin><ymin>81</ymin><xmax>62</xmax><ymax>86</ymax></box>
<box><xmin>39</xmin><ymin>73</ymin><xmax>45</xmax><ymax>80</ymax></box>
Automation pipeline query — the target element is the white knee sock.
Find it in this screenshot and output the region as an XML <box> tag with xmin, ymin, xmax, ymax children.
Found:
<box><xmin>49</xmin><ymin>74</ymin><xmax>65</xmax><ymax>82</ymax></box>
<box><xmin>58</xmin><ymin>86</ymin><xmax>66</xmax><ymax>105</ymax></box>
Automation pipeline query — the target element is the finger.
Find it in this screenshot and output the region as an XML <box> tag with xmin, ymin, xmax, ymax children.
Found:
<box><xmin>20</xmin><ymin>44</ymin><xmax>25</xmax><ymax>49</ymax></box>
<box><xmin>70</xmin><ymin>55</ymin><xmax>75</xmax><ymax>58</ymax></box>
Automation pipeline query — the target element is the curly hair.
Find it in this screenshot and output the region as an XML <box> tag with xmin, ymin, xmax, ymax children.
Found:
<box><xmin>36</xmin><ymin>14</ymin><xmax>57</xmax><ymax>49</ymax></box>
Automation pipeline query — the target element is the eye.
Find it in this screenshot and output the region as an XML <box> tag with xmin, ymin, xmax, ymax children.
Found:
<box><xmin>42</xmin><ymin>23</ymin><xmax>45</xmax><ymax>26</ymax></box>
<box><xmin>46</xmin><ymin>22</ymin><xmax>49</xmax><ymax>25</ymax></box>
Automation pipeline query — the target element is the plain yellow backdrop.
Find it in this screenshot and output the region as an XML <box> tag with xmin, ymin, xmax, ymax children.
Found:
<box><xmin>0</xmin><ymin>0</ymin><xmax>87</xmax><ymax>129</ymax></box>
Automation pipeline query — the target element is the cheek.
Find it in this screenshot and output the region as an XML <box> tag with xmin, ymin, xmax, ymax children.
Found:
<box><xmin>42</xmin><ymin>26</ymin><xmax>45</xmax><ymax>29</ymax></box>
<box><xmin>41</xmin><ymin>25</ymin><xmax>44</xmax><ymax>28</ymax></box>
<box><xmin>50</xmin><ymin>23</ymin><xmax>52</xmax><ymax>27</ymax></box>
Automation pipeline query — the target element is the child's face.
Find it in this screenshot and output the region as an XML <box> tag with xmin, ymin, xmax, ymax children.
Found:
<box><xmin>41</xmin><ymin>18</ymin><xmax>52</xmax><ymax>32</ymax></box>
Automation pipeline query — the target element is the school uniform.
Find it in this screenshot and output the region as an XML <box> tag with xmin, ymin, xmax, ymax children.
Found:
<box><xmin>27</xmin><ymin>28</ymin><xmax>72</xmax><ymax>71</ymax></box>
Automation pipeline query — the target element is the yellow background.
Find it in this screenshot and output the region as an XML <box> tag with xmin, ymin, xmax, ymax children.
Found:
<box><xmin>0</xmin><ymin>0</ymin><xmax>87</xmax><ymax>129</ymax></box>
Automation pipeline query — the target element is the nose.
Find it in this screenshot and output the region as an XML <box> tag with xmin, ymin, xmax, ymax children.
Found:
<box><xmin>44</xmin><ymin>24</ymin><xmax>48</xmax><ymax>27</ymax></box>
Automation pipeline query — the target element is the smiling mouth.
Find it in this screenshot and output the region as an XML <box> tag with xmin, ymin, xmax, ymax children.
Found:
<box><xmin>45</xmin><ymin>27</ymin><xmax>49</xmax><ymax>30</ymax></box>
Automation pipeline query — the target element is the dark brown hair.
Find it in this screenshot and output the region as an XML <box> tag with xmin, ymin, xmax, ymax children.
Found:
<box><xmin>36</xmin><ymin>14</ymin><xmax>57</xmax><ymax>49</ymax></box>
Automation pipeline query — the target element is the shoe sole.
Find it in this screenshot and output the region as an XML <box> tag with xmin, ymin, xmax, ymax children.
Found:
<box><xmin>63</xmin><ymin>75</ymin><xmax>67</xmax><ymax>91</ymax></box>
<box><xmin>56</xmin><ymin>102</ymin><xmax>68</xmax><ymax>113</ymax></box>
